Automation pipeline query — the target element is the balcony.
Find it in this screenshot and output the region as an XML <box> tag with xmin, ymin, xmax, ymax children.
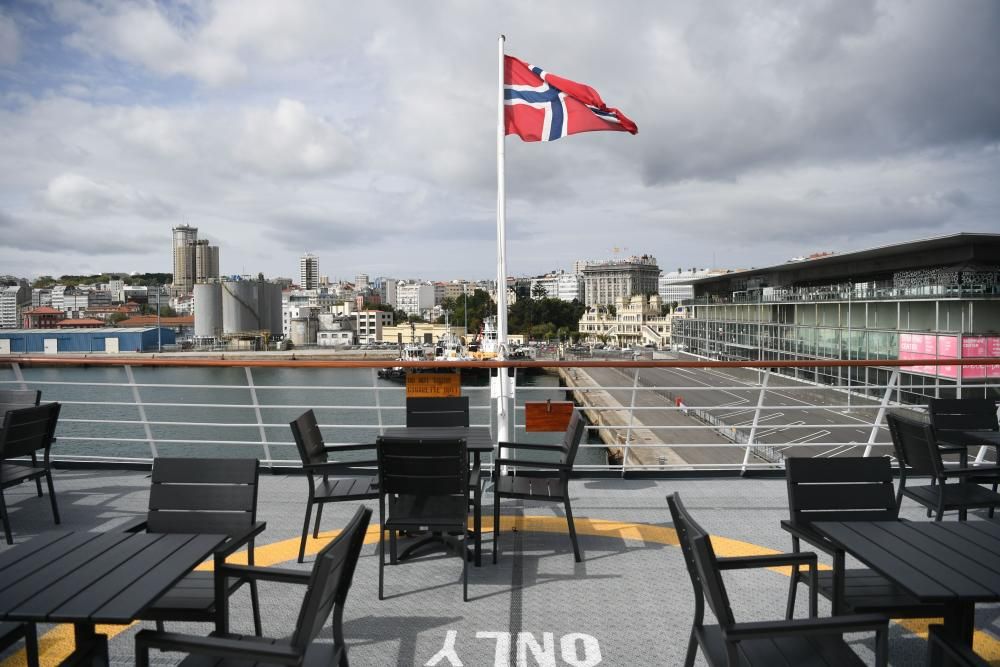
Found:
<box><xmin>1</xmin><ymin>356</ymin><xmax>998</xmax><ymax>665</ymax></box>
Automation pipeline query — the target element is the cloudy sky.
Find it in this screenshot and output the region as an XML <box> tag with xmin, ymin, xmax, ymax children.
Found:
<box><xmin>1</xmin><ymin>1</ymin><xmax>998</xmax><ymax>283</ymax></box>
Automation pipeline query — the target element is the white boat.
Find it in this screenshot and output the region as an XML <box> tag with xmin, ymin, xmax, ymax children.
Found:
<box><xmin>469</xmin><ymin>317</ymin><xmax>499</xmax><ymax>360</ymax></box>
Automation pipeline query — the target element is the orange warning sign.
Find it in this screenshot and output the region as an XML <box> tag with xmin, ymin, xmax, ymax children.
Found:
<box><xmin>405</xmin><ymin>372</ymin><xmax>462</xmax><ymax>398</ymax></box>
<box><xmin>524</xmin><ymin>401</ymin><xmax>575</xmax><ymax>432</ymax></box>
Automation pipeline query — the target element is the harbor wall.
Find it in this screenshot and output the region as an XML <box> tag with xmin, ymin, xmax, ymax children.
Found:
<box><xmin>552</xmin><ymin>367</ymin><xmax>687</xmax><ymax>467</ymax></box>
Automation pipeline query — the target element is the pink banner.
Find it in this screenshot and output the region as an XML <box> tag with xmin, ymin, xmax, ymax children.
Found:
<box><xmin>897</xmin><ymin>334</ymin><xmax>1000</xmax><ymax>378</ymax></box>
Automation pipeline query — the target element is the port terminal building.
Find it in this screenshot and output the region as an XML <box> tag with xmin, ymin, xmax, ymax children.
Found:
<box><xmin>671</xmin><ymin>233</ymin><xmax>1000</xmax><ymax>401</ymax></box>
<box><xmin>0</xmin><ymin>327</ymin><xmax>176</xmax><ymax>353</ymax></box>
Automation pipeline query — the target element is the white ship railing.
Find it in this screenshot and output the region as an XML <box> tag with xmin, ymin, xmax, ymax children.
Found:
<box><xmin>1</xmin><ymin>356</ymin><xmax>997</xmax><ymax>475</ymax></box>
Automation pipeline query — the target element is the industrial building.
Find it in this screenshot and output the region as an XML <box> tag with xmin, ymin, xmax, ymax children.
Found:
<box><xmin>193</xmin><ymin>279</ymin><xmax>283</xmax><ymax>346</ymax></box>
<box><xmin>671</xmin><ymin>233</ymin><xmax>1000</xmax><ymax>401</ymax></box>
<box><xmin>0</xmin><ymin>327</ymin><xmax>175</xmax><ymax>354</ymax></box>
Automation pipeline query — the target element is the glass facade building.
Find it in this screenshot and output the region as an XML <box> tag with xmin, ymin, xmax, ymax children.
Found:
<box><xmin>672</xmin><ymin>234</ymin><xmax>1000</xmax><ymax>402</ymax></box>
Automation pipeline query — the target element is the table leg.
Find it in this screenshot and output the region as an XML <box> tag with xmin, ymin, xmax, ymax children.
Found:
<box><xmin>831</xmin><ymin>549</ymin><xmax>845</xmax><ymax>615</ymax></box>
<box><xmin>943</xmin><ymin>601</ymin><xmax>975</xmax><ymax>647</ymax></box>
<box><xmin>62</xmin><ymin>623</ymin><xmax>108</xmax><ymax>666</ymax></box>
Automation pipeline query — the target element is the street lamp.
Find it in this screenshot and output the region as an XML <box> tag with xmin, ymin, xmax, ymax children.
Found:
<box><xmin>156</xmin><ymin>284</ymin><xmax>161</xmax><ymax>352</ymax></box>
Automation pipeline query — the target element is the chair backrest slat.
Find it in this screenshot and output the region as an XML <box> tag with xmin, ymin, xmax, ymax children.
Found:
<box><xmin>786</xmin><ymin>457</ymin><xmax>897</xmax><ymax>524</ymax></box>
<box><xmin>0</xmin><ymin>403</ymin><xmax>60</xmax><ymax>460</ymax></box>
<box><xmin>292</xmin><ymin>505</ymin><xmax>372</xmax><ymax>650</ymax></box>
<box><xmin>146</xmin><ymin>458</ymin><xmax>259</xmax><ymax>537</ymax></box>
<box><xmin>928</xmin><ymin>398</ymin><xmax>999</xmax><ymax>433</ymax></box>
<box><xmin>290</xmin><ymin>410</ymin><xmax>329</xmax><ymax>465</ymax></box>
<box><xmin>377</xmin><ymin>436</ymin><xmax>467</xmax><ymax>496</ymax></box>
<box><xmin>887</xmin><ymin>412</ymin><xmax>942</xmax><ymax>477</ymax></box>
<box><xmin>405</xmin><ymin>397</ymin><xmax>470</xmax><ymax>428</ymax></box>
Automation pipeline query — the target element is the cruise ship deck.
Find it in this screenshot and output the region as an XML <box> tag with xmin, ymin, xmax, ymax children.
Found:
<box><xmin>2</xmin><ymin>469</ymin><xmax>998</xmax><ymax>666</ymax></box>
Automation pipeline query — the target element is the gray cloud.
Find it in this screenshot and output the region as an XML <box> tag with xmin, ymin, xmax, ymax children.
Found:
<box><xmin>0</xmin><ymin>0</ymin><xmax>997</xmax><ymax>281</ymax></box>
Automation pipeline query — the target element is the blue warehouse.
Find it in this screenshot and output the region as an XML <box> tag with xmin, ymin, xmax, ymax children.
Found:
<box><xmin>0</xmin><ymin>327</ymin><xmax>175</xmax><ymax>354</ymax></box>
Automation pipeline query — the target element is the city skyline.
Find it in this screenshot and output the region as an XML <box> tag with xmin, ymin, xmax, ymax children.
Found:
<box><xmin>1</xmin><ymin>2</ymin><xmax>998</xmax><ymax>281</ymax></box>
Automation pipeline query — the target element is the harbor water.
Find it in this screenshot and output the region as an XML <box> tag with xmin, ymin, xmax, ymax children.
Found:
<box><xmin>2</xmin><ymin>365</ymin><xmax>607</xmax><ymax>466</ymax></box>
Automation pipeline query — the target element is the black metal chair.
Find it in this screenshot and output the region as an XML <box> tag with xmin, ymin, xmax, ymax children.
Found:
<box><xmin>376</xmin><ymin>435</ymin><xmax>470</xmax><ymax>601</ymax></box>
<box><xmin>927</xmin><ymin>625</ymin><xmax>990</xmax><ymax>667</ymax></box>
<box><xmin>124</xmin><ymin>458</ymin><xmax>266</xmax><ymax>636</ymax></box>
<box><xmin>290</xmin><ymin>409</ymin><xmax>379</xmax><ymax>563</ymax></box>
<box><xmin>668</xmin><ymin>493</ymin><xmax>889</xmax><ymax>667</ymax></box>
<box><xmin>929</xmin><ymin>398</ymin><xmax>1000</xmax><ymax>517</ymax></box>
<box><xmin>0</xmin><ymin>403</ymin><xmax>61</xmax><ymax>544</ymax></box>
<box><xmin>0</xmin><ymin>622</ymin><xmax>38</xmax><ymax>667</ymax></box>
<box><xmin>405</xmin><ymin>396</ymin><xmax>470</xmax><ymax>427</ymax></box>
<box><xmin>782</xmin><ymin>456</ymin><xmax>944</xmax><ymax>620</ymax></box>
<box><xmin>135</xmin><ymin>505</ymin><xmax>372</xmax><ymax>667</ymax></box>
<box><xmin>493</xmin><ymin>410</ymin><xmax>585</xmax><ymax>563</ymax></box>
<box><xmin>887</xmin><ymin>412</ymin><xmax>1000</xmax><ymax>520</ymax></box>
<box><xmin>402</xmin><ymin>397</ymin><xmax>482</xmax><ymax>563</ymax></box>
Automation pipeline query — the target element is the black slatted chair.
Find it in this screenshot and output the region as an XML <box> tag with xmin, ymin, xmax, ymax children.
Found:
<box><xmin>126</xmin><ymin>458</ymin><xmax>266</xmax><ymax>636</ymax></box>
<box><xmin>290</xmin><ymin>410</ymin><xmax>379</xmax><ymax>563</ymax></box>
<box><xmin>405</xmin><ymin>396</ymin><xmax>470</xmax><ymax>427</ymax></box>
<box><xmin>782</xmin><ymin>457</ymin><xmax>944</xmax><ymax>619</ymax></box>
<box><xmin>493</xmin><ymin>410</ymin><xmax>585</xmax><ymax>563</ymax></box>
<box><xmin>927</xmin><ymin>625</ymin><xmax>990</xmax><ymax>667</ymax></box>
<box><xmin>668</xmin><ymin>493</ymin><xmax>888</xmax><ymax>667</ymax></box>
<box><xmin>402</xmin><ymin>397</ymin><xmax>481</xmax><ymax>564</ymax></box>
<box><xmin>0</xmin><ymin>403</ymin><xmax>61</xmax><ymax>544</ymax></box>
<box><xmin>376</xmin><ymin>435</ymin><xmax>469</xmax><ymax>602</ymax></box>
<box><xmin>929</xmin><ymin>398</ymin><xmax>1000</xmax><ymax>517</ymax></box>
<box><xmin>135</xmin><ymin>505</ymin><xmax>372</xmax><ymax>667</ymax></box>
<box><xmin>887</xmin><ymin>412</ymin><xmax>1000</xmax><ymax>521</ymax></box>
<box><xmin>0</xmin><ymin>622</ymin><xmax>38</xmax><ymax>667</ymax></box>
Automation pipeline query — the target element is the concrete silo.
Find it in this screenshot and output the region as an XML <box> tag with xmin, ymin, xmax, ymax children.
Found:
<box><xmin>221</xmin><ymin>280</ymin><xmax>263</xmax><ymax>334</ymax></box>
<box><xmin>256</xmin><ymin>281</ymin><xmax>284</xmax><ymax>336</ymax></box>
<box><xmin>193</xmin><ymin>282</ymin><xmax>223</xmax><ymax>339</ymax></box>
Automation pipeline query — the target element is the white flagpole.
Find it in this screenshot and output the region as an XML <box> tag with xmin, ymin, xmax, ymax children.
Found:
<box><xmin>495</xmin><ymin>34</ymin><xmax>512</xmax><ymax>453</ymax></box>
<box><xmin>496</xmin><ymin>34</ymin><xmax>508</xmax><ymax>357</ymax></box>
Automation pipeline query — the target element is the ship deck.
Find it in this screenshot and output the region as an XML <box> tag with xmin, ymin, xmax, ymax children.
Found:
<box><xmin>1</xmin><ymin>469</ymin><xmax>999</xmax><ymax>666</ymax></box>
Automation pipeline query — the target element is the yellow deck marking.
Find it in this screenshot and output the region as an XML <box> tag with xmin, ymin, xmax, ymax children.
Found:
<box><xmin>4</xmin><ymin>516</ymin><xmax>999</xmax><ymax>665</ymax></box>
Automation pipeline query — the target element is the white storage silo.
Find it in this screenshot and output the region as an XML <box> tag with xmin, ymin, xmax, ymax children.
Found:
<box><xmin>193</xmin><ymin>282</ymin><xmax>223</xmax><ymax>339</ymax></box>
<box><xmin>256</xmin><ymin>281</ymin><xmax>284</xmax><ymax>336</ymax></box>
<box><xmin>222</xmin><ymin>280</ymin><xmax>262</xmax><ymax>334</ymax></box>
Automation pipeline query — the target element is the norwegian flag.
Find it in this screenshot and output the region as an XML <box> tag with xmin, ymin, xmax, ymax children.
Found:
<box><xmin>504</xmin><ymin>55</ymin><xmax>638</xmax><ymax>142</ymax></box>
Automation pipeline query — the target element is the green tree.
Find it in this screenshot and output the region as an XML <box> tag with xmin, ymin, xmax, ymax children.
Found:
<box><xmin>531</xmin><ymin>283</ymin><xmax>548</xmax><ymax>299</ymax></box>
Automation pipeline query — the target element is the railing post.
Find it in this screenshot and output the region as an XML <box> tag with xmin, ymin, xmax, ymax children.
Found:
<box><xmin>245</xmin><ymin>367</ymin><xmax>273</xmax><ymax>463</ymax></box>
<box><xmin>371</xmin><ymin>368</ymin><xmax>385</xmax><ymax>435</ymax></box>
<box><xmin>741</xmin><ymin>369</ymin><xmax>770</xmax><ymax>474</ymax></box>
<box><xmin>863</xmin><ymin>369</ymin><xmax>899</xmax><ymax>457</ymax></box>
<box><xmin>12</xmin><ymin>362</ymin><xmax>27</xmax><ymax>390</ymax></box>
<box><xmin>622</xmin><ymin>368</ymin><xmax>640</xmax><ymax>476</ymax></box>
<box><xmin>124</xmin><ymin>365</ymin><xmax>158</xmax><ymax>459</ymax></box>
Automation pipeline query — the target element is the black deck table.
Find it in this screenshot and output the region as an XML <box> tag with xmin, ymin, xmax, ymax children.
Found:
<box><xmin>812</xmin><ymin>521</ymin><xmax>1000</xmax><ymax>652</ymax></box>
<box><xmin>937</xmin><ymin>430</ymin><xmax>1000</xmax><ymax>463</ymax></box>
<box><xmin>381</xmin><ymin>426</ymin><xmax>494</xmax><ymax>567</ymax></box>
<box><xmin>0</xmin><ymin>530</ymin><xmax>227</xmax><ymax>665</ymax></box>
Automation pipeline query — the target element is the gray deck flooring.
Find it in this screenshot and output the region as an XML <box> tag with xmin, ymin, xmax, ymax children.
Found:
<box><xmin>1</xmin><ymin>469</ymin><xmax>998</xmax><ymax>665</ymax></box>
